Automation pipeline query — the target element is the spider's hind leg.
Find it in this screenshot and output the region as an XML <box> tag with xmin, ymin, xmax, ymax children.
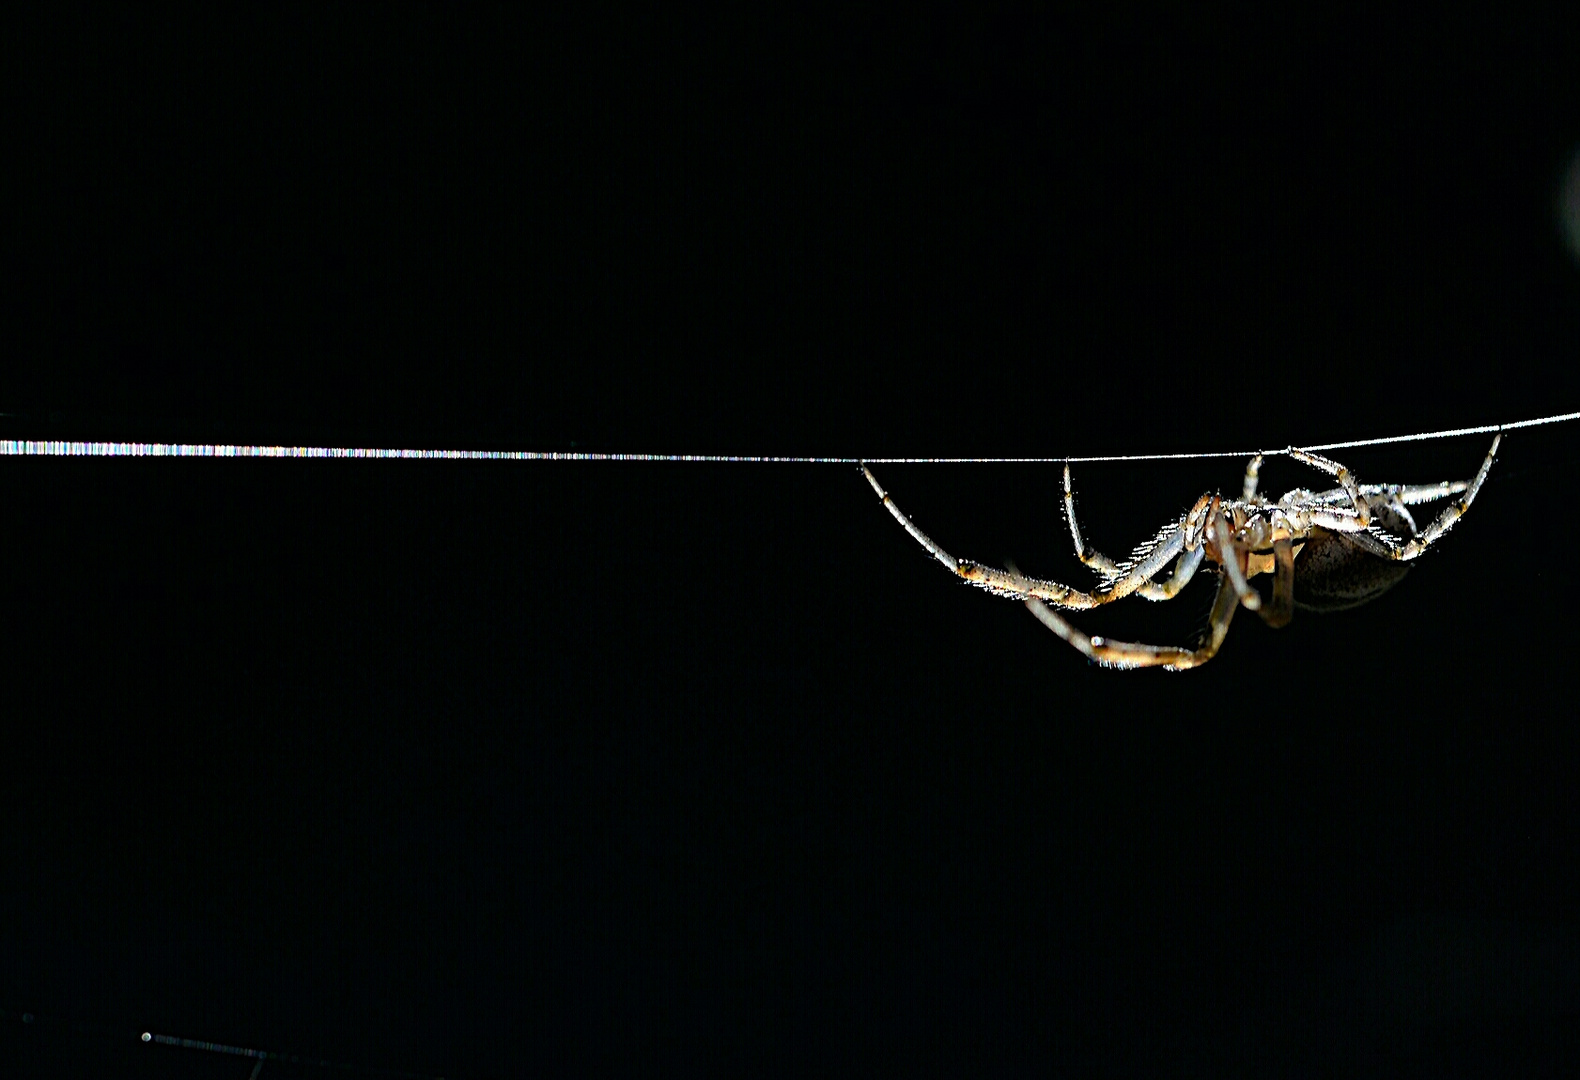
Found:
<box><xmin>1357</xmin><ymin>434</ymin><xmax>1500</xmax><ymax>561</ymax></box>
<box><xmin>1364</xmin><ymin>489</ymin><xmax>1419</xmax><ymax>539</ymax></box>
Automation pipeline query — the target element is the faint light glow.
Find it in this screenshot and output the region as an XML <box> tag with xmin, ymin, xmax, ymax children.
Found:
<box><xmin>145</xmin><ymin>1031</ymin><xmax>267</xmax><ymax>1057</ymax></box>
<box><xmin>141</xmin><ymin>1028</ymin><xmax>446</xmax><ymax>1078</ymax></box>
<box><xmin>1559</xmin><ymin>143</ymin><xmax>1580</xmax><ymax>267</ymax></box>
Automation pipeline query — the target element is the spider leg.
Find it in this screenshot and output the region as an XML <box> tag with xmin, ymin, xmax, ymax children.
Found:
<box><xmin>1242</xmin><ymin>453</ymin><xmax>1264</xmax><ymax>500</ymax></box>
<box><xmin>1146</xmin><ymin>544</ymin><xmax>1207</xmax><ymax>600</ymax></box>
<box><xmin>1306</xmin><ymin>481</ymin><xmax>1468</xmax><ymax>508</ymax></box>
<box><xmin>1020</xmin><ymin>512</ymin><xmax>1243</xmax><ymax>669</ymax></box>
<box><xmin>1062</xmin><ymin>464</ymin><xmax>1204</xmax><ymax>600</ymax></box>
<box><xmin>1259</xmin><ymin>537</ymin><xmax>1295</xmax><ymax>627</ymax></box>
<box><xmin>1376</xmin><ymin>481</ymin><xmax>1470</xmax><ymax>506</ymax></box>
<box><xmin>1218</xmin><ymin>517</ymin><xmax>1262</xmax><ymax>612</ymax></box>
<box><xmin>1092</xmin><ymin>524</ymin><xmax>1190</xmax><ymax>601</ymax></box>
<box><xmin>1286</xmin><ymin>447</ymin><xmax>1370</xmax><ymax>526</ymax></box>
<box><xmin>862</xmin><ymin>465</ymin><xmax>1104</xmax><ymax>608</ymax></box>
<box><xmin>1340</xmin><ymin>434</ymin><xmax>1500</xmax><ymax>561</ymax></box>
<box><xmin>1363</xmin><ymin>490</ymin><xmax>1419</xmax><ymax>538</ymax></box>
<box><xmin>1061</xmin><ymin>463</ymin><xmax>1124</xmax><ymax>577</ymax></box>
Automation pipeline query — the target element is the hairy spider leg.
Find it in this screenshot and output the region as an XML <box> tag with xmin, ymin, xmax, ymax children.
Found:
<box><xmin>1376</xmin><ymin>480</ymin><xmax>1472</xmax><ymax>506</ymax></box>
<box><xmin>1286</xmin><ymin>447</ymin><xmax>1372</xmax><ymax>526</ymax></box>
<box><xmin>1242</xmin><ymin>453</ymin><xmax>1264</xmax><ymax>500</ymax></box>
<box><xmin>862</xmin><ymin>465</ymin><xmax>1103</xmax><ymax>608</ymax></box>
<box><xmin>1236</xmin><ymin>452</ymin><xmax>1303</xmax><ymax>624</ymax></box>
<box><xmin>1060</xmin><ymin>463</ymin><xmax>1122</xmax><ymax>577</ymax></box>
<box><xmin>1214</xmin><ymin>498</ymin><xmax>1262</xmax><ymax>612</ymax></box>
<box><xmin>1261</xmin><ymin>538</ymin><xmax>1296</xmax><ymax>627</ymax></box>
<box><xmin>1342</xmin><ymin>434</ymin><xmax>1500</xmax><ymax>561</ymax></box>
<box><xmin>863</xmin><ymin>463</ymin><xmax>1201</xmax><ymax>608</ymax></box>
<box><xmin>1063</xmin><ymin>457</ymin><xmax>1303</xmax><ymax>625</ymax></box>
<box><xmin>1021</xmin><ymin>511</ymin><xmax>1248</xmax><ymax>669</ymax></box>
<box><xmin>1297</xmin><ymin>481</ymin><xmax>1476</xmax><ymax>550</ymax></box>
<box><xmin>1302</xmin><ymin>481</ymin><xmax>1469</xmax><ymax>508</ymax></box>
<box><xmin>1360</xmin><ymin>490</ymin><xmax>1420</xmax><ymax>538</ymax></box>
<box><xmin>1061</xmin><ymin>463</ymin><xmax>1207</xmax><ymax>601</ymax></box>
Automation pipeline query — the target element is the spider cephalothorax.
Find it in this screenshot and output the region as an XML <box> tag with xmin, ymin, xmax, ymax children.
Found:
<box><xmin>863</xmin><ymin>436</ymin><xmax>1499</xmax><ymax>670</ymax></box>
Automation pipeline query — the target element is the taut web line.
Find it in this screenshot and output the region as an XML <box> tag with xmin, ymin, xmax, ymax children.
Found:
<box><xmin>2</xmin><ymin>410</ymin><xmax>1576</xmax><ymax>464</ymax></box>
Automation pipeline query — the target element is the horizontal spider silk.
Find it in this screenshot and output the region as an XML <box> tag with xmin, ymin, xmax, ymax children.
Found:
<box><xmin>2</xmin><ymin>411</ymin><xmax>1574</xmax><ymax>669</ymax></box>
<box><xmin>862</xmin><ymin>438</ymin><xmax>1500</xmax><ymax>670</ymax></box>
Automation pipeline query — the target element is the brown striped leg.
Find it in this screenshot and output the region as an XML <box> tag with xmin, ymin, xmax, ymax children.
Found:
<box><xmin>1019</xmin><ymin>512</ymin><xmax>1245</xmax><ymax>670</ymax></box>
<box><xmin>1352</xmin><ymin>434</ymin><xmax>1500</xmax><ymax>561</ymax></box>
<box><xmin>862</xmin><ymin>465</ymin><xmax>1103</xmax><ymax>608</ymax></box>
<box><xmin>1242</xmin><ymin>453</ymin><xmax>1264</xmax><ymax>500</ymax></box>
<box><xmin>1260</xmin><ymin>538</ymin><xmax>1295</xmax><ymax>628</ymax></box>
<box><xmin>1287</xmin><ymin>447</ymin><xmax>1370</xmax><ymax>526</ymax></box>
<box><xmin>1062</xmin><ymin>464</ymin><xmax>1206</xmax><ymax>601</ymax></box>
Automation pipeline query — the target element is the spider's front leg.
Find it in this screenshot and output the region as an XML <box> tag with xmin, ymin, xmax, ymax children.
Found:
<box><xmin>1062</xmin><ymin>464</ymin><xmax>1206</xmax><ymax>600</ymax></box>
<box><xmin>861</xmin><ymin>465</ymin><xmax>1103</xmax><ymax>608</ymax></box>
<box><xmin>1022</xmin><ymin>511</ymin><xmax>1246</xmax><ymax>670</ymax></box>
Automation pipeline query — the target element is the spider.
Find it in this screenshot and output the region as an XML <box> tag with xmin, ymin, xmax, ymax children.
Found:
<box><xmin>862</xmin><ymin>435</ymin><xmax>1500</xmax><ymax>670</ymax></box>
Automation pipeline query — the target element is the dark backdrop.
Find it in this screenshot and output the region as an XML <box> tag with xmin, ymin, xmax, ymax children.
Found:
<box><xmin>5</xmin><ymin>8</ymin><xmax>1579</xmax><ymax>1077</ymax></box>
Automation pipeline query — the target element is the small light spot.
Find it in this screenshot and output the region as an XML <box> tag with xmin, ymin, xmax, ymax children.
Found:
<box><xmin>22</xmin><ymin>1013</ymin><xmax>33</xmax><ymax>1023</ymax></box>
<box><xmin>143</xmin><ymin>1032</ymin><xmax>152</xmax><ymax>1041</ymax></box>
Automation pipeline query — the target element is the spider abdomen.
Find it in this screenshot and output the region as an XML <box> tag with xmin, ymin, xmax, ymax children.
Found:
<box><xmin>1292</xmin><ymin>529</ymin><xmax>1413</xmax><ymax>613</ymax></box>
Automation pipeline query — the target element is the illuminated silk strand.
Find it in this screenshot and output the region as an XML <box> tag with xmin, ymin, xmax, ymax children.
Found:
<box><xmin>3</xmin><ymin>410</ymin><xmax>1577</xmax><ymax>465</ymax></box>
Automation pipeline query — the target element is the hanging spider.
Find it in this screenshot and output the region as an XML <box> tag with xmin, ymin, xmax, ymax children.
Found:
<box><xmin>862</xmin><ymin>435</ymin><xmax>1500</xmax><ymax>670</ymax></box>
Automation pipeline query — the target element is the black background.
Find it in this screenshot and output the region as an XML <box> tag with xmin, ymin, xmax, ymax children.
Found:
<box><xmin>5</xmin><ymin>8</ymin><xmax>1580</xmax><ymax>1077</ymax></box>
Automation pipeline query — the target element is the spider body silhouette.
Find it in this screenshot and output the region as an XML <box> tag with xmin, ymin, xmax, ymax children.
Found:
<box><xmin>863</xmin><ymin>436</ymin><xmax>1499</xmax><ymax>670</ymax></box>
